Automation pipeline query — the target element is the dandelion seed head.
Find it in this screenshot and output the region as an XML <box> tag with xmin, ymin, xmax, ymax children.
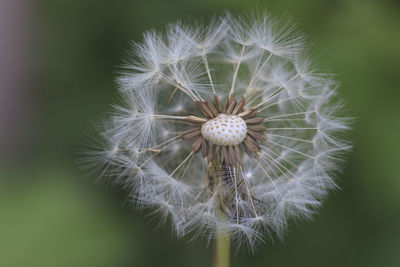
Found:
<box><xmin>84</xmin><ymin>11</ymin><xmax>351</xmax><ymax>250</ymax></box>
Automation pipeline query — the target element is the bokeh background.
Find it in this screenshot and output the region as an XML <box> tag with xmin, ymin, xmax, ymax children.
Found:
<box><xmin>1</xmin><ymin>0</ymin><xmax>399</xmax><ymax>266</ymax></box>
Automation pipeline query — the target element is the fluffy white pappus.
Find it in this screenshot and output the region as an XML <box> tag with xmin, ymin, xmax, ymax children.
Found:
<box><xmin>79</xmin><ymin>129</ymin><xmax>128</xmax><ymax>183</ymax></box>
<box><xmin>226</xmin><ymin>11</ymin><xmax>305</xmax><ymax>58</ymax></box>
<box><xmin>107</xmin><ymin>87</ymin><xmax>160</xmax><ymax>150</ymax></box>
<box><xmin>84</xmin><ymin>11</ymin><xmax>352</xmax><ymax>250</ymax></box>
<box><xmin>118</xmin><ymin>31</ymin><xmax>165</xmax><ymax>92</ymax></box>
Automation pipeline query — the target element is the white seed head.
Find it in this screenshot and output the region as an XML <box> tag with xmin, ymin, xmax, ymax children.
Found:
<box><xmin>84</xmin><ymin>11</ymin><xmax>352</xmax><ymax>250</ymax></box>
<box><xmin>201</xmin><ymin>114</ymin><xmax>247</xmax><ymax>146</ymax></box>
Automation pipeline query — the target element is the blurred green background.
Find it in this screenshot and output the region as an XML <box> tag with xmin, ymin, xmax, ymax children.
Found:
<box><xmin>1</xmin><ymin>0</ymin><xmax>399</xmax><ymax>266</ymax></box>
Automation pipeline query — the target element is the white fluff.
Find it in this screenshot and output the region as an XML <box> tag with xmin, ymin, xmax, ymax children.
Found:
<box><xmin>85</xmin><ymin>11</ymin><xmax>351</xmax><ymax>250</ymax></box>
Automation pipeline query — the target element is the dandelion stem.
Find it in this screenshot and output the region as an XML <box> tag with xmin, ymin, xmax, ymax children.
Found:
<box><xmin>213</xmin><ymin>230</ymin><xmax>230</xmax><ymax>267</ymax></box>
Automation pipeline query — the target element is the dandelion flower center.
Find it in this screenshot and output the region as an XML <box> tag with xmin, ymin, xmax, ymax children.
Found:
<box><xmin>201</xmin><ymin>114</ymin><xmax>247</xmax><ymax>146</ymax></box>
<box><xmin>181</xmin><ymin>95</ymin><xmax>267</xmax><ymax>166</ymax></box>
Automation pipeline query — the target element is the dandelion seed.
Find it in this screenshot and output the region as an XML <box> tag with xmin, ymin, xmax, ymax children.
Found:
<box><xmin>83</xmin><ymin>11</ymin><xmax>351</xmax><ymax>254</ymax></box>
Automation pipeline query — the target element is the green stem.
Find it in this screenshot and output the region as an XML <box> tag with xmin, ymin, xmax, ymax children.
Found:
<box><xmin>213</xmin><ymin>230</ymin><xmax>230</xmax><ymax>267</ymax></box>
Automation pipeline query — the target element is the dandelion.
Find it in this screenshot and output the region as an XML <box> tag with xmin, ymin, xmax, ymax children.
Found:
<box><xmin>83</xmin><ymin>11</ymin><xmax>351</xmax><ymax>266</ymax></box>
